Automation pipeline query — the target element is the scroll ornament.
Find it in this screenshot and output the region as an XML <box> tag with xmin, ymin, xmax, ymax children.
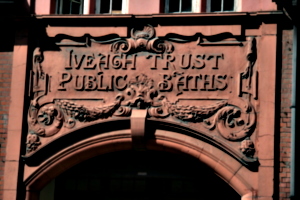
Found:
<box><xmin>111</xmin><ymin>25</ymin><xmax>174</xmax><ymax>54</ymax></box>
<box><xmin>27</xmin><ymin>100</ymin><xmax>64</xmax><ymax>153</ymax></box>
<box><xmin>26</xmin><ymin>73</ymin><xmax>256</xmax><ymax>154</ymax></box>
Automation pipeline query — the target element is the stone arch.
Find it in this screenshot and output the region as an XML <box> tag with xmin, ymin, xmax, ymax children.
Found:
<box><xmin>24</xmin><ymin>121</ymin><xmax>255</xmax><ymax>200</ymax></box>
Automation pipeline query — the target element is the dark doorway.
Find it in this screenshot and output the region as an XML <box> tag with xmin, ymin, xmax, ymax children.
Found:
<box><xmin>52</xmin><ymin>150</ymin><xmax>240</xmax><ymax>200</ymax></box>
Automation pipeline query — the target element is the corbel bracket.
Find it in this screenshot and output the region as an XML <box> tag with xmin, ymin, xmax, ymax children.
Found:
<box><xmin>130</xmin><ymin>109</ymin><xmax>148</xmax><ymax>150</ymax></box>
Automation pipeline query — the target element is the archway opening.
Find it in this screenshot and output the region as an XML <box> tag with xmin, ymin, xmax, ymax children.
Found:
<box><xmin>40</xmin><ymin>150</ymin><xmax>240</xmax><ymax>200</ymax></box>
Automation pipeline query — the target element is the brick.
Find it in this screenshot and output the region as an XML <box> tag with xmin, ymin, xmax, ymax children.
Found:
<box><xmin>0</xmin><ymin>50</ymin><xmax>12</xmax><ymax>197</ymax></box>
<box><xmin>280</xmin><ymin>30</ymin><xmax>293</xmax><ymax>200</ymax></box>
<box><xmin>282</xmin><ymin>118</ymin><xmax>291</xmax><ymax>123</ymax></box>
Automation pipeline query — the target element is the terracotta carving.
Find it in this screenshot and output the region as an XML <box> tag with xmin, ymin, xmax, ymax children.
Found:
<box><xmin>241</xmin><ymin>37</ymin><xmax>257</xmax><ymax>81</ymax></box>
<box><xmin>167</xmin><ymin>100</ymin><xmax>228</xmax><ymax>121</ymax></box>
<box><xmin>27</xmin><ymin>101</ymin><xmax>64</xmax><ymax>152</ymax></box>
<box><xmin>111</xmin><ymin>25</ymin><xmax>174</xmax><ymax>54</ymax></box>
<box><xmin>122</xmin><ymin>74</ymin><xmax>157</xmax><ymax>108</ymax></box>
<box><xmin>240</xmin><ymin>137</ymin><xmax>256</xmax><ymax>158</ymax></box>
<box><xmin>26</xmin><ymin>72</ymin><xmax>256</xmax><ymax>153</ymax></box>
<box><xmin>26</xmin><ymin>133</ymin><xmax>41</xmax><ymax>153</ymax></box>
<box><xmin>239</xmin><ymin>37</ymin><xmax>258</xmax><ymax>99</ymax></box>
<box><xmin>26</xmin><ymin>25</ymin><xmax>258</xmax><ymax>157</ymax></box>
<box><xmin>203</xmin><ymin>100</ymin><xmax>256</xmax><ymax>141</ymax></box>
<box><xmin>55</xmin><ymin>97</ymin><xmax>122</xmax><ymax>122</ymax></box>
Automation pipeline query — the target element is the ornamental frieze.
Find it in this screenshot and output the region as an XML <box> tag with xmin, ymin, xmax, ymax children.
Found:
<box><xmin>25</xmin><ymin>25</ymin><xmax>258</xmax><ymax>166</ymax></box>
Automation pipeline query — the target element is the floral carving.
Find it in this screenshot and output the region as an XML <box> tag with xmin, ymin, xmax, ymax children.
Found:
<box><xmin>111</xmin><ymin>25</ymin><xmax>174</xmax><ymax>54</ymax></box>
<box><xmin>28</xmin><ymin>101</ymin><xmax>64</xmax><ymax>138</ymax></box>
<box><xmin>27</xmin><ymin>99</ymin><xmax>64</xmax><ymax>153</ymax></box>
<box><xmin>55</xmin><ymin>95</ymin><xmax>122</xmax><ymax>122</ymax></box>
<box><xmin>26</xmin><ymin>73</ymin><xmax>257</xmax><ymax>153</ymax></box>
<box><xmin>167</xmin><ymin>100</ymin><xmax>228</xmax><ymax>121</ymax></box>
<box><xmin>121</xmin><ymin>74</ymin><xmax>157</xmax><ymax>108</ymax></box>
<box><xmin>114</xmin><ymin>106</ymin><xmax>132</xmax><ymax>117</ymax></box>
<box><xmin>203</xmin><ymin>100</ymin><xmax>256</xmax><ymax>141</ymax></box>
<box><xmin>26</xmin><ymin>133</ymin><xmax>41</xmax><ymax>153</ymax></box>
<box><xmin>240</xmin><ymin>137</ymin><xmax>256</xmax><ymax>158</ymax></box>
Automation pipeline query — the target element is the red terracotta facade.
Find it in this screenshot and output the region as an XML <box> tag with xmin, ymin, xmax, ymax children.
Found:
<box><xmin>0</xmin><ymin>1</ymin><xmax>298</xmax><ymax>200</ymax></box>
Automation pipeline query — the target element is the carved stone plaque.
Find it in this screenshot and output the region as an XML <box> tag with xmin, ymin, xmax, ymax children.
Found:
<box><xmin>26</xmin><ymin>25</ymin><xmax>258</xmax><ymax>164</ymax></box>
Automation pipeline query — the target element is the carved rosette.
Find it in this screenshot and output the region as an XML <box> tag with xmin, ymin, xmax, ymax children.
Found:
<box><xmin>111</xmin><ymin>25</ymin><xmax>174</xmax><ymax>54</ymax></box>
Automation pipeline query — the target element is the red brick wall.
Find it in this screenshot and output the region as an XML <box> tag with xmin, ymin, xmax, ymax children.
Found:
<box><xmin>0</xmin><ymin>51</ymin><xmax>12</xmax><ymax>200</ymax></box>
<box><xmin>279</xmin><ymin>29</ymin><xmax>293</xmax><ymax>200</ymax></box>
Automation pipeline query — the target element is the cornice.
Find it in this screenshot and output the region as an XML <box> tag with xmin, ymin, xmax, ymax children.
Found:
<box><xmin>31</xmin><ymin>11</ymin><xmax>286</xmax><ymax>27</ymax></box>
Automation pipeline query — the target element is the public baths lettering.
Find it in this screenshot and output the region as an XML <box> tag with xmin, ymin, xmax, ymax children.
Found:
<box><xmin>26</xmin><ymin>24</ymin><xmax>259</xmax><ymax>166</ymax></box>
<box><xmin>58</xmin><ymin>50</ymin><xmax>228</xmax><ymax>94</ymax></box>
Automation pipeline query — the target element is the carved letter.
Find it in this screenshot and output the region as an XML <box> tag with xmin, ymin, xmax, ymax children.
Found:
<box><xmin>207</xmin><ymin>54</ymin><xmax>224</xmax><ymax>69</ymax></box>
<box><xmin>85</xmin><ymin>75</ymin><xmax>97</xmax><ymax>91</ymax></box>
<box><xmin>164</xmin><ymin>55</ymin><xmax>175</xmax><ymax>70</ymax></box>
<box><xmin>148</xmin><ymin>54</ymin><xmax>162</xmax><ymax>70</ymax></box>
<box><xmin>179</xmin><ymin>54</ymin><xmax>191</xmax><ymax>69</ymax></box>
<box><xmin>216</xmin><ymin>74</ymin><xmax>227</xmax><ymax>90</ymax></box>
<box><xmin>84</xmin><ymin>54</ymin><xmax>97</xmax><ymax>70</ymax></box>
<box><xmin>98</xmin><ymin>53</ymin><xmax>110</xmax><ymax>70</ymax></box>
<box><xmin>200</xmin><ymin>74</ymin><xmax>215</xmax><ymax>91</ymax></box>
<box><xmin>192</xmin><ymin>54</ymin><xmax>206</xmax><ymax>69</ymax></box>
<box><xmin>97</xmin><ymin>72</ymin><xmax>108</xmax><ymax>91</ymax></box>
<box><xmin>108</xmin><ymin>75</ymin><xmax>114</xmax><ymax>91</ymax></box>
<box><xmin>111</xmin><ymin>54</ymin><xmax>122</xmax><ymax>69</ymax></box>
<box><xmin>122</xmin><ymin>54</ymin><xmax>136</xmax><ymax>70</ymax></box>
<box><xmin>115</xmin><ymin>75</ymin><xmax>127</xmax><ymax>90</ymax></box>
<box><xmin>58</xmin><ymin>72</ymin><xmax>72</xmax><ymax>91</ymax></box>
<box><xmin>69</xmin><ymin>50</ymin><xmax>85</xmax><ymax>70</ymax></box>
<box><xmin>66</xmin><ymin>50</ymin><xmax>73</xmax><ymax>69</ymax></box>
<box><xmin>188</xmin><ymin>75</ymin><xmax>200</xmax><ymax>91</ymax></box>
<box><xmin>175</xmin><ymin>75</ymin><xmax>191</xmax><ymax>95</ymax></box>
<box><xmin>158</xmin><ymin>74</ymin><xmax>173</xmax><ymax>91</ymax></box>
<box><xmin>74</xmin><ymin>75</ymin><xmax>84</xmax><ymax>91</ymax></box>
